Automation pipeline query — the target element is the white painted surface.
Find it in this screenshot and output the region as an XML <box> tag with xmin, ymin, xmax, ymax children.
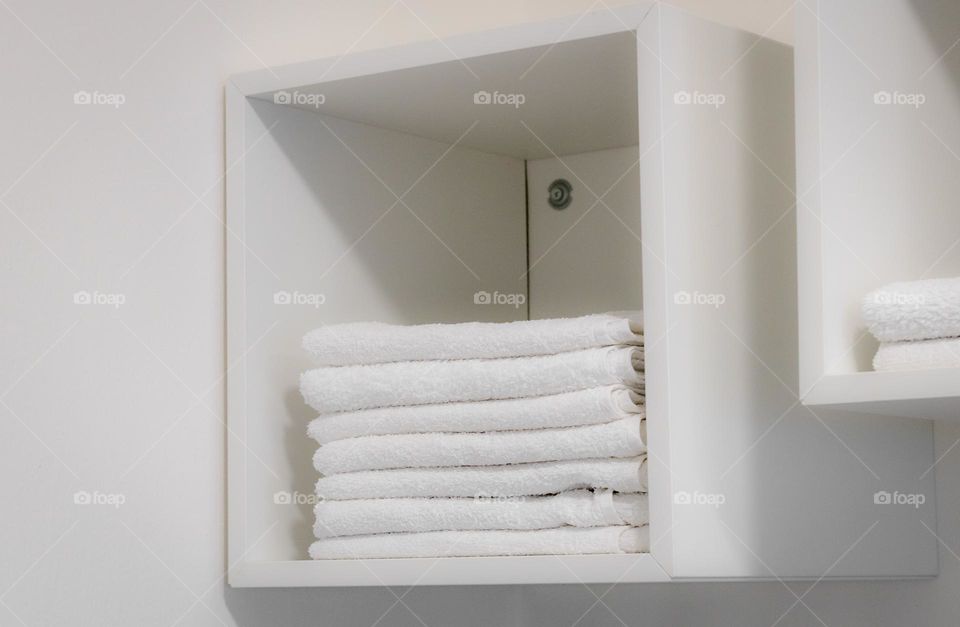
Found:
<box><xmin>6</xmin><ymin>0</ymin><xmax>960</xmax><ymax>624</ymax></box>
<box><xmin>526</xmin><ymin>147</ymin><xmax>643</xmax><ymax>319</ymax></box>
<box><xmin>232</xmin><ymin>554</ymin><xmax>668</xmax><ymax>588</ymax></box>
<box><xmin>636</xmin><ymin>3</ymin><xmax>936</xmax><ymax>579</ymax></box>
<box><xmin>227</xmin><ymin>4</ymin><xmax>935</xmax><ymax>584</ymax></box>
<box><xmin>228</xmin><ymin>96</ymin><xmax>527</xmax><ymax>564</ymax></box>
<box><xmin>805</xmin><ymin>369</ymin><xmax>960</xmax><ymax>421</ymax></box>
<box><xmin>797</xmin><ymin>0</ymin><xmax>960</xmax><ymax>418</ymax></box>
<box><xmin>253</xmin><ymin>31</ymin><xmax>640</xmax><ymax>160</ymax></box>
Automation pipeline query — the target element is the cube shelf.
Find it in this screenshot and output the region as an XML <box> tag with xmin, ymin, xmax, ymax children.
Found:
<box><xmin>226</xmin><ymin>2</ymin><xmax>937</xmax><ymax>587</ymax></box>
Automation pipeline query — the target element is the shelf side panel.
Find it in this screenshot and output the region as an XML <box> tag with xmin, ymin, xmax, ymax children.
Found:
<box><xmin>641</xmin><ymin>4</ymin><xmax>938</xmax><ymax>578</ymax></box>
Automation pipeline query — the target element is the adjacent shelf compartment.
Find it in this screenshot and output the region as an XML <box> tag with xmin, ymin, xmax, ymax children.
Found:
<box><xmin>796</xmin><ymin>0</ymin><xmax>960</xmax><ymax>420</ymax></box>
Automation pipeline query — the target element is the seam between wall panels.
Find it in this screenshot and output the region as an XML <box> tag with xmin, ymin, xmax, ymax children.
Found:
<box><xmin>241</xmin><ymin>89</ymin><xmax>248</xmax><ymax>560</ymax></box>
<box><xmin>815</xmin><ymin>0</ymin><xmax>825</xmax><ymax>380</ymax></box>
<box><xmin>524</xmin><ymin>160</ymin><xmax>531</xmax><ymax>321</ymax></box>
<box><xmin>654</xmin><ymin>1</ymin><xmax>675</xmax><ymax>576</ymax></box>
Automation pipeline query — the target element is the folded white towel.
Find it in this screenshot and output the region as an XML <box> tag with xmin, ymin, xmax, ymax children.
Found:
<box><xmin>307</xmin><ymin>384</ymin><xmax>644</xmax><ymax>444</ymax></box>
<box><xmin>302</xmin><ymin>313</ymin><xmax>643</xmax><ymax>366</ymax></box>
<box><xmin>308</xmin><ymin>525</ymin><xmax>649</xmax><ymax>559</ymax></box>
<box><xmin>863</xmin><ymin>277</ymin><xmax>960</xmax><ymax>342</ymax></box>
<box><xmin>313</xmin><ymin>490</ymin><xmax>648</xmax><ymax>538</ymax></box>
<box><xmin>301</xmin><ymin>346</ymin><xmax>645</xmax><ymax>414</ymax></box>
<box><xmin>873</xmin><ymin>337</ymin><xmax>960</xmax><ymax>372</ymax></box>
<box><xmin>315</xmin><ymin>456</ymin><xmax>648</xmax><ymax>499</ymax></box>
<box><xmin>313</xmin><ymin>416</ymin><xmax>646</xmax><ymax>474</ymax></box>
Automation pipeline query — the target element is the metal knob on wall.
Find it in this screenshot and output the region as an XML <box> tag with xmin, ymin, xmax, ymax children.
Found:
<box><xmin>548</xmin><ymin>178</ymin><xmax>573</xmax><ymax>210</ymax></box>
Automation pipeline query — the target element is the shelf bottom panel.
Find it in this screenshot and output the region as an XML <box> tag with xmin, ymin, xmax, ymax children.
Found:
<box><xmin>230</xmin><ymin>554</ymin><xmax>669</xmax><ymax>587</ymax></box>
<box><xmin>803</xmin><ymin>368</ymin><xmax>960</xmax><ymax>420</ymax></box>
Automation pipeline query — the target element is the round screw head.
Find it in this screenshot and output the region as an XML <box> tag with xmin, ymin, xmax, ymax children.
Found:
<box><xmin>548</xmin><ymin>178</ymin><xmax>573</xmax><ymax>210</ymax></box>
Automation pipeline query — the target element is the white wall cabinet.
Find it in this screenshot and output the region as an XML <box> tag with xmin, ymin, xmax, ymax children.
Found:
<box><xmin>225</xmin><ymin>2</ymin><xmax>937</xmax><ymax>587</ymax></box>
<box><xmin>796</xmin><ymin>0</ymin><xmax>960</xmax><ymax>420</ymax></box>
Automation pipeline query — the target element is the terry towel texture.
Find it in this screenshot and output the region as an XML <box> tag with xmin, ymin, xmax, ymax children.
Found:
<box><xmin>307</xmin><ymin>385</ymin><xmax>644</xmax><ymax>444</ymax></box>
<box><xmin>313</xmin><ymin>490</ymin><xmax>648</xmax><ymax>538</ymax></box>
<box><xmin>873</xmin><ymin>337</ymin><xmax>960</xmax><ymax>372</ymax></box>
<box><xmin>309</xmin><ymin>525</ymin><xmax>649</xmax><ymax>559</ymax></box>
<box><xmin>303</xmin><ymin>314</ymin><xmax>643</xmax><ymax>366</ymax></box>
<box><xmin>301</xmin><ymin>346</ymin><xmax>644</xmax><ymax>414</ymax></box>
<box><xmin>315</xmin><ymin>456</ymin><xmax>648</xmax><ymax>500</ymax></box>
<box><xmin>301</xmin><ymin>314</ymin><xmax>649</xmax><ymax>560</ymax></box>
<box><xmin>313</xmin><ymin>416</ymin><xmax>646</xmax><ymax>474</ymax></box>
<box><xmin>863</xmin><ymin>277</ymin><xmax>960</xmax><ymax>342</ymax></box>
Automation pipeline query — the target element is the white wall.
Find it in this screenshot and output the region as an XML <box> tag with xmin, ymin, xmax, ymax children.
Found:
<box><xmin>3</xmin><ymin>0</ymin><xmax>959</xmax><ymax>625</ymax></box>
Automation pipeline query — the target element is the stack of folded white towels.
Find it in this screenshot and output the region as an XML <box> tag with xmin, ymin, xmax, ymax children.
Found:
<box><xmin>298</xmin><ymin>314</ymin><xmax>649</xmax><ymax>560</ymax></box>
<box><xmin>864</xmin><ymin>276</ymin><xmax>960</xmax><ymax>371</ymax></box>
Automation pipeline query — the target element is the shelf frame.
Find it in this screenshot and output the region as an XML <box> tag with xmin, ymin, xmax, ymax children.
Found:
<box><xmin>225</xmin><ymin>2</ymin><xmax>671</xmax><ymax>589</ymax></box>
<box><xmin>226</xmin><ymin>1</ymin><xmax>938</xmax><ymax>588</ymax></box>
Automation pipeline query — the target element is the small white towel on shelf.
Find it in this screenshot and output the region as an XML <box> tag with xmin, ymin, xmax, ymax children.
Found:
<box><xmin>863</xmin><ymin>276</ymin><xmax>960</xmax><ymax>342</ymax></box>
<box><xmin>313</xmin><ymin>490</ymin><xmax>648</xmax><ymax>538</ymax></box>
<box><xmin>301</xmin><ymin>346</ymin><xmax>644</xmax><ymax>414</ymax></box>
<box><xmin>309</xmin><ymin>525</ymin><xmax>649</xmax><ymax>559</ymax></box>
<box><xmin>302</xmin><ymin>313</ymin><xmax>643</xmax><ymax>366</ymax></box>
<box><xmin>313</xmin><ymin>416</ymin><xmax>646</xmax><ymax>474</ymax></box>
<box><xmin>873</xmin><ymin>337</ymin><xmax>960</xmax><ymax>372</ymax></box>
<box><xmin>315</xmin><ymin>456</ymin><xmax>648</xmax><ymax>500</ymax></box>
<box><xmin>307</xmin><ymin>384</ymin><xmax>643</xmax><ymax>444</ymax></box>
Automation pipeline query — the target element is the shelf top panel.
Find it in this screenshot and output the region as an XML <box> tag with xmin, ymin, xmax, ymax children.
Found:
<box><xmin>228</xmin><ymin>5</ymin><xmax>654</xmax><ymax>159</ymax></box>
